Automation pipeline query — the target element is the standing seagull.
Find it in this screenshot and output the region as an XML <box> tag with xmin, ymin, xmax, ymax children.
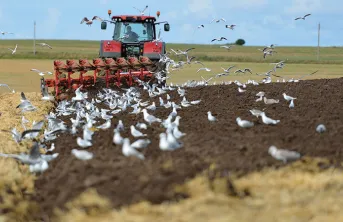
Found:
<box><xmin>282</xmin><ymin>93</ymin><xmax>296</xmax><ymax>101</ymax></box>
<box><xmin>133</xmin><ymin>5</ymin><xmax>148</xmax><ymax>15</ymax></box>
<box><xmin>8</xmin><ymin>44</ymin><xmax>18</xmax><ymax>54</ymax></box>
<box><xmin>268</xmin><ymin>145</ymin><xmax>301</xmax><ymax>163</ymax></box>
<box><xmin>295</xmin><ymin>14</ymin><xmax>311</xmax><ymax>20</ymax></box>
<box><xmin>207</xmin><ymin>111</ymin><xmax>217</xmax><ymax>121</ymax></box>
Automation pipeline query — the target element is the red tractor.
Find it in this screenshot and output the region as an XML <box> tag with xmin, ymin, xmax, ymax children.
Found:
<box><xmin>44</xmin><ymin>10</ymin><xmax>170</xmax><ymax>96</ymax></box>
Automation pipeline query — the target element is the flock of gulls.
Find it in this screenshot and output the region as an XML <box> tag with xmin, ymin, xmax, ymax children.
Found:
<box><xmin>0</xmin><ymin>42</ymin><xmax>53</xmax><ymax>55</ymax></box>
<box><xmin>0</xmin><ymin>9</ymin><xmax>325</xmax><ymax>173</ymax></box>
<box><xmin>165</xmin><ymin>46</ymin><xmax>318</xmax><ymax>84</ymax></box>
<box><xmin>0</xmin><ymin>47</ymin><xmax>326</xmax><ymax>173</ymax></box>
<box><xmin>194</xmin><ymin>13</ymin><xmax>312</xmax><ymax>58</ymax></box>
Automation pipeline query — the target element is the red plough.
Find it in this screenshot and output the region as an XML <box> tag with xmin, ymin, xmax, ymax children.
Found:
<box><xmin>45</xmin><ymin>56</ymin><xmax>155</xmax><ymax>96</ymax></box>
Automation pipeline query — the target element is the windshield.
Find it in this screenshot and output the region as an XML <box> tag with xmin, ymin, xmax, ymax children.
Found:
<box><xmin>113</xmin><ymin>22</ymin><xmax>154</xmax><ymax>42</ymax></box>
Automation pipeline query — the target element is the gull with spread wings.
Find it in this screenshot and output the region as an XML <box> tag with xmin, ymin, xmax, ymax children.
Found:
<box><xmin>8</xmin><ymin>44</ymin><xmax>17</xmax><ymax>54</ymax></box>
<box><xmin>295</xmin><ymin>14</ymin><xmax>311</xmax><ymax>20</ymax></box>
<box><xmin>211</xmin><ymin>37</ymin><xmax>227</xmax><ymax>42</ymax></box>
<box><xmin>133</xmin><ymin>5</ymin><xmax>148</xmax><ymax>15</ymax></box>
<box><xmin>80</xmin><ymin>16</ymin><xmax>103</xmax><ymax>26</ymax></box>
<box><xmin>36</xmin><ymin>42</ymin><xmax>52</xmax><ymax>49</ymax></box>
<box><xmin>225</xmin><ymin>24</ymin><xmax>236</xmax><ymax>30</ymax></box>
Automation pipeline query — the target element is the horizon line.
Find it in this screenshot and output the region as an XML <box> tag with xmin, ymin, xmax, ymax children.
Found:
<box><xmin>0</xmin><ymin>39</ymin><xmax>340</xmax><ymax>47</ymax></box>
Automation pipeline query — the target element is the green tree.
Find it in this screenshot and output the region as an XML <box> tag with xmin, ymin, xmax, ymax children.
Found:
<box><xmin>235</xmin><ymin>39</ymin><xmax>246</xmax><ymax>46</ymax></box>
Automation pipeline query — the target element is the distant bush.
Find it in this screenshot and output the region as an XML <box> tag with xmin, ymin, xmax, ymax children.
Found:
<box><xmin>235</xmin><ymin>39</ymin><xmax>246</xmax><ymax>46</ymax></box>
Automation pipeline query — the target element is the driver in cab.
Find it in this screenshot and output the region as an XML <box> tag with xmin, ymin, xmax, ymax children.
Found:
<box><xmin>125</xmin><ymin>26</ymin><xmax>139</xmax><ymax>42</ymax></box>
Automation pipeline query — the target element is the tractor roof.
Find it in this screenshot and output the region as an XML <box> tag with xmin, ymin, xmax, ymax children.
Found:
<box><xmin>111</xmin><ymin>15</ymin><xmax>156</xmax><ymax>22</ymax></box>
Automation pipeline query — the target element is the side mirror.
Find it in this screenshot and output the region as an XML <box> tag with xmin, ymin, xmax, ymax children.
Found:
<box><xmin>164</xmin><ymin>23</ymin><xmax>170</xmax><ymax>32</ymax></box>
<box><xmin>101</xmin><ymin>22</ymin><xmax>107</xmax><ymax>30</ymax></box>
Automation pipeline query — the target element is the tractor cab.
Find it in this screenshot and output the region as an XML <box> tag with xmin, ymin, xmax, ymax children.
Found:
<box><xmin>100</xmin><ymin>13</ymin><xmax>170</xmax><ymax>43</ymax></box>
<box><xmin>99</xmin><ymin>12</ymin><xmax>170</xmax><ymax>59</ymax></box>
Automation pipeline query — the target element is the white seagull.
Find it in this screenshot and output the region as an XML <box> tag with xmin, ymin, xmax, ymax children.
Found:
<box><xmin>225</xmin><ymin>24</ymin><xmax>236</xmax><ymax>30</ymax></box>
<box><xmin>260</xmin><ymin>112</ymin><xmax>280</xmax><ymax>125</ymax></box>
<box><xmin>236</xmin><ymin>117</ymin><xmax>254</xmax><ymax>128</ymax></box>
<box><xmin>133</xmin><ymin>5</ymin><xmax>148</xmax><ymax>15</ymax></box>
<box><xmin>283</xmin><ymin>93</ymin><xmax>297</xmax><ymax>101</ymax></box>
<box><xmin>130</xmin><ymin>125</ymin><xmax>147</xmax><ymax>137</ymax></box>
<box><xmin>197</xmin><ymin>67</ymin><xmax>211</xmax><ymax>73</ymax></box>
<box><xmin>36</xmin><ymin>42</ymin><xmax>52</xmax><ymax>49</ymax></box>
<box><xmin>0</xmin><ymin>83</ymin><xmax>15</xmax><ymax>93</ymax></box>
<box><xmin>30</xmin><ymin>69</ymin><xmax>53</xmax><ymax>76</ymax></box>
<box><xmin>207</xmin><ymin>111</ymin><xmax>217</xmax><ymax>121</ymax></box>
<box><xmin>71</xmin><ymin>149</ymin><xmax>93</xmax><ymax>160</ymax></box>
<box><xmin>220</xmin><ymin>45</ymin><xmax>234</xmax><ymax>50</ymax></box>
<box><xmin>1</xmin><ymin>31</ymin><xmax>14</xmax><ymax>35</ymax></box>
<box><xmin>122</xmin><ymin>138</ymin><xmax>145</xmax><ymax>160</ymax></box>
<box><xmin>316</xmin><ymin>124</ymin><xmax>326</xmax><ymax>133</ymax></box>
<box><xmin>131</xmin><ymin>139</ymin><xmax>151</xmax><ymax>149</ymax></box>
<box><xmin>142</xmin><ymin>109</ymin><xmax>162</xmax><ymax>125</ymax></box>
<box><xmin>41</xmin><ymin>87</ymin><xmax>55</xmax><ymax>101</ymax></box>
<box><xmin>8</xmin><ymin>44</ymin><xmax>18</xmax><ymax>54</ymax></box>
<box><xmin>289</xmin><ymin>99</ymin><xmax>295</xmax><ymax>108</ymax></box>
<box><xmin>268</xmin><ymin>145</ymin><xmax>301</xmax><ymax>163</ymax></box>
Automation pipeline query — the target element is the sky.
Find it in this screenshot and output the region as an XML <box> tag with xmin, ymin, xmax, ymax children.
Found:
<box><xmin>0</xmin><ymin>0</ymin><xmax>342</xmax><ymax>46</ymax></box>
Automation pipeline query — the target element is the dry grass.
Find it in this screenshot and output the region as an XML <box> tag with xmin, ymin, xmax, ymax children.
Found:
<box><xmin>0</xmin><ymin>92</ymin><xmax>54</xmax><ymax>221</ymax></box>
<box><xmin>54</xmin><ymin>158</ymin><xmax>343</xmax><ymax>222</ymax></box>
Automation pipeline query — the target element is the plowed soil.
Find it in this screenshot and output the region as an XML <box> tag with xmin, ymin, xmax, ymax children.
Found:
<box><xmin>32</xmin><ymin>78</ymin><xmax>343</xmax><ymax>220</ymax></box>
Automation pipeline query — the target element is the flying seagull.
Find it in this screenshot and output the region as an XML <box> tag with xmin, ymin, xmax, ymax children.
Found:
<box><xmin>234</xmin><ymin>68</ymin><xmax>252</xmax><ymax>74</ymax></box>
<box><xmin>80</xmin><ymin>16</ymin><xmax>103</xmax><ymax>26</ymax></box>
<box><xmin>221</xmin><ymin>65</ymin><xmax>235</xmax><ymax>73</ymax></box>
<box><xmin>197</xmin><ymin>67</ymin><xmax>211</xmax><ymax>73</ymax></box>
<box><xmin>295</xmin><ymin>14</ymin><xmax>311</xmax><ymax>20</ymax></box>
<box><xmin>211</xmin><ymin>37</ymin><xmax>227</xmax><ymax>42</ymax></box>
<box><xmin>220</xmin><ymin>45</ymin><xmax>234</xmax><ymax>50</ymax></box>
<box><xmin>210</xmin><ymin>18</ymin><xmax>226</xmax><ymax>23</ymax></box>
<box><xmin>1</xmin><ymin>31</ymin><xmax>14</xmax><ymax>35</ymax></box>
<box><xmin>0</xmin><ymin>83</ymin><xmax>15</xmax><ymax>93</ymax></box>
<box><xmin>225</xmin><ymin>24</ymin><xmax>236</xmax><ymax>30</ymax></box>
<box><xmin>36</xmin><ymin>43</ymin><xmax>52</xmax><ymax>49</ymax></box>
<box><xmin>8</xmin><ymin>44</ymin><xmax>18</xmax><ymax>54</ymax></box>
<box><xmin>30</xmin><ymin>69</ymin><xmax>52</xmax><ymax>76</ymax></box>
<box><xmin>133</xmin><ymin>5</ymin><xmax>148</xmax><ymax>15</ymax></box>
<box><xmin>298</xmin><ymin>70</ymin><xmax>319</xmax><ymax>80</ymax></box>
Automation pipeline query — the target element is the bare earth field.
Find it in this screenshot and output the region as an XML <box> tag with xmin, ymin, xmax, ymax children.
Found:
<box><xmin>1</xmin><ymin>40</ymin><xmax>343</xmax><ymax>222</ymax></box>
<box><xmin>1</xmin><ymin>77</ymin><xmax>343</xmax><ymax>221</ymax></box>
